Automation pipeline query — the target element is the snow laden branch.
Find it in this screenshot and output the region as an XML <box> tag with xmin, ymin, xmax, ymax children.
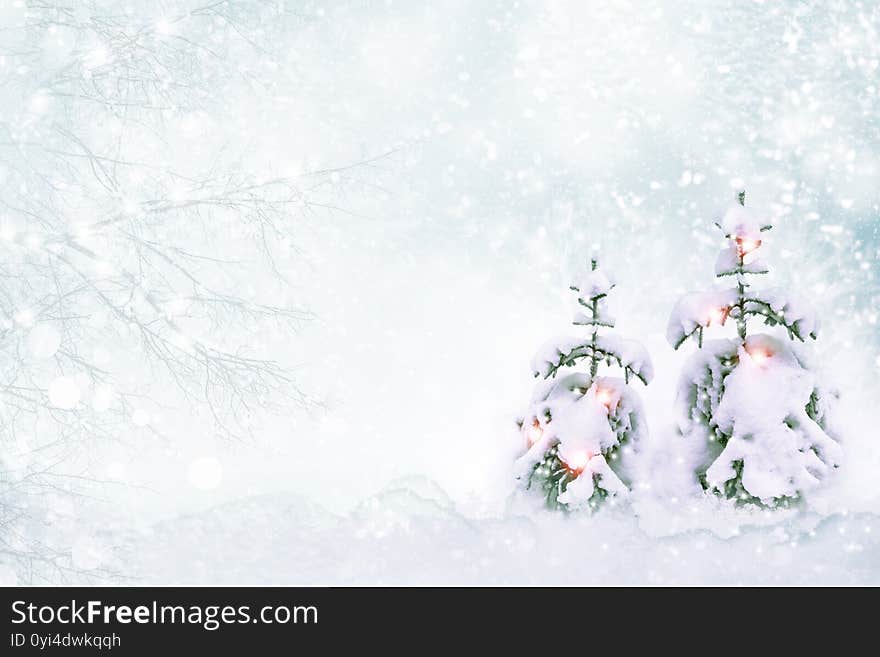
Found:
<box><xmin>533</xmin><ymin>261</ymin><xmax>653</xmax><ymax>385</ymax></box>
<box><xmin>0</xmin><ymin>1</ymin><xmax>390</xmax><ymax>582</ymax></box>
<box><xmin>532</xmin><ymin>335</ymin><xmax>652</xmax><ymax>386</ymax></box>
<box><xmin>667</xmin><ymin>194</ymin><xmax>819</xmax><ymax>350</ymax></box>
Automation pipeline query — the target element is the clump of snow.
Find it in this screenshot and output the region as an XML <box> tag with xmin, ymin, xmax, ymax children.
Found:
<box><xmin>515</xmin><ymin>376</ymin><xmax>648</xmax><ymax>506</ymax></box>
<box><xmin>514</xmin><ymin>372</ymin><xmax>590</xmax><ymax>478</ymax></box>
<box><xmin>597</xmin><ymin>334</ymin><xmax>654</xmax><ymax>383</ymax></box>
<box><xmin>571</xmin><ymin>266</ymin><xmax>615</xmax><ymax>302</ymax></box>
<box><xmin>666</xmin><ymin>288</ymin><xmax>739</xmax><ymax>348</ymax></box>
<box><xmin>750</xmin><ymin>288</ymin><xmax>820</xmax><ymax>339</ymax></box>
<box><xmin>558</xmin><ymin>455</ymin><xmax>629</xmax><ymax>505</ymax></box>
<box><xmin>670</xmin><ymin>334</ymin><xmax>841</xmax><ymax>504</ymax></box>
<box><xmin>530</xmin><ymin>335</ymin><xmax>586</xmax><ymax>378</ymax></box>
<box><xmin>715</xmin><ymin>245</ymin><xmax>768</xmax><ymax>276</ymax></box>
<box><xmin>717</xmin><ymin>203</ymin><xmax>771</xmax><ymax>240</ymax></box>
<box><xmin>714</xmin><ymin>245</ymin><xmax>739</xmax><ymax>276</ymax></box>
<box><xmin>672</xmin><ymin>339</ymin><xmax>738</xmax><ymax>458</ymax></box>
<box><xmin>552</xmin><ymin>382</ymin><xmax>620</xmax><ymax>456</ymax></box>
<box><xmin>706</xmin><ymin>335</ymin><xmax>842</xmax><ymax>502</ymax></box>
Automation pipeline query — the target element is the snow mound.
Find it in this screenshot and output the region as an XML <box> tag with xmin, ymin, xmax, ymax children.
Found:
<box><xmin>100</xmin><ymin>484</ymin><xmax>880</xmax><ymax>585</ymax></box>
<box><xmin>717</xmin><ymin>203</ymin><xmax>771</xmax><ymax>240</ymax></box>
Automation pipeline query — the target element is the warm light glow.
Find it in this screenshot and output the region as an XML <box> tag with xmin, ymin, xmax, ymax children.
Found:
<box><xmin>746</xmin><ymin>347</ymin><xmax>772</xmax><ymax>365</ymax></box>
<box><xmin>564</xmin><ymin>450</ymin><xmax>592</xmax><ymax>473</ymax></box>
<box><xmin>735</xmin><ymin>236</ymin><xmax>761</xmax><ymax>257</ymax></box>
<box><xmin>707</xmin><ymin>306</ymin><xmax>728</xmax><ymax>326</ymax></box>
<box><xmin>595</xmin><ymin>387</ymin><xmax>613</xmax><ymax>409</ymax></box>
<box><xmin>526</xmin><ymin>420</ymin><xmax>543</xmax><ymax>447</ymax></box>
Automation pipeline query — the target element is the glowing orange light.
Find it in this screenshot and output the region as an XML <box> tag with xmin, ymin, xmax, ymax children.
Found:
<box><xmin>747</xmin><ymin>347</ymin><xmax>772</xmax><ymax>365</ymax></box>
<box><xmin>595</xmin><ymin>387</ymin><xmax>613</xmax><ymax>409</ymax></box>
<box><xmin>564</xmin><ymin>450</ymin><xmax>592</xmax><ymax>473</ymax></box>
<box><xmin>707</xmin><ymin>306</ymin><xmax>729</xmax><ymax>326</ymax></box>
<box><xmin>735</xmin><ymin>236</ymin><xmax>761</xmax><ymax>257</ymax></box>
<box><xmin>526</xmin><ymin>420</ymin><xmax>543</xmax><ymax>447</ymax></box>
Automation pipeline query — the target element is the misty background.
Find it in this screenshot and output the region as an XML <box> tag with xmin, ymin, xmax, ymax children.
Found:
<box><xmin>1</xmin><ymin>0</ymin><xmax>878</xmax><ymax>583</ymax></box>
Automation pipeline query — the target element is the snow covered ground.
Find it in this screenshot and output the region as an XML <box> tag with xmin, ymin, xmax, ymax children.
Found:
<box><xmin>100</xmin><ymin>364</ymin><xmax>880</xmax><ymax>586</ymax></box>
<box><xmin>1</xmin><ymin>1</ymin><xmax>878</xmax><ymax>585</ymax></box>
<box><xmin>104</xmin><ymin>486</ymin><xmax>879</xmax><ymax>586</ymax></box>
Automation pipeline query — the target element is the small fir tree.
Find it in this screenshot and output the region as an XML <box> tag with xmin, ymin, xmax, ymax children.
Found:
<box><xmin>515</xmin><ymin>258</ymin><xmax>653</xmax><ymax>510</ymax></box>
<box><xmin>667</xmin><ymin>191</ymin><xmax>842</xmax><ymax>505</ymax></box>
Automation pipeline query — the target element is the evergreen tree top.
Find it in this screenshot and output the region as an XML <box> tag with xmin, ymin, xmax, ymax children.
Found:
<box><xmin>531</xmin><ymin>258</ymin><xmax>653</xmax><ymax>385</ymax></box>
<box><xmin>570</xmin><ymin>257</ymin><xmax>616</xmax><ymax>309</ymax></box>
<box><xmin>667</xmin><ymin>190</ymin><xmax>819</xmax><ymax>351</ymax></box>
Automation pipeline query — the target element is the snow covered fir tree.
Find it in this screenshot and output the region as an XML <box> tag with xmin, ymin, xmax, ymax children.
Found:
<box><xmin>515</xmin><ymin>258</ymin><xmax>653</xmax><ymax>510</ymax></box>
<box><xmin>667</xmin><ymin>191</ymin><xmax>842</xmax><ymax>506</ymax></box>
